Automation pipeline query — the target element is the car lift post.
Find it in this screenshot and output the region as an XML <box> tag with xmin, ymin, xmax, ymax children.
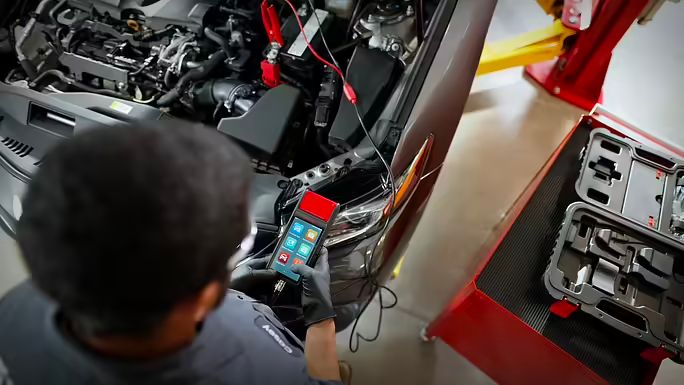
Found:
<box><xmin>479</xmin><ymin>0</ymin><xmax>658</xmax><ymax>111</ymax></box>
<box><xmin>526</xmin><ymin>0</ymin><xmax>651</xmax><ymax>110</ymax></box>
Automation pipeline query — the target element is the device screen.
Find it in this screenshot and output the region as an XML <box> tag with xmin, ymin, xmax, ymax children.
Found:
<box><xmin>271</xmin><ymin>217</ymin><xmax>323</xmax><ymax>282</ymax></box>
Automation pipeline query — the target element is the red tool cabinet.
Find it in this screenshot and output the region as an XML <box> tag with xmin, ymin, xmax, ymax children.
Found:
<box><xmin>424</xmin><ymin>106</ymin><xmax>684</xmax><ymax>385</ymax></box>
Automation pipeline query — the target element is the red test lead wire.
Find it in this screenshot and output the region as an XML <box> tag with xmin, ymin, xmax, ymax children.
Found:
<box><xmin>281</xmin><ymin>0</ymin><xmax>358</xmax><ymax>105</ymax></box>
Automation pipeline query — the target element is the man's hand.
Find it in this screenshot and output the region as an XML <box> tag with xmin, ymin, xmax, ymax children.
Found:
<box><xmin>290</xmin><ymin>248</ymin><xmax>335</xmax><ymax>326</ymax></box>
<box><xmin>292</xmin><ymin>248</ymin><xmax>341</xmax><ymax>381</ymax></box>
<box><xmin>230</xmin><ymin>256</ymin><xmax>277</xmax><ymax>294</ymax></box>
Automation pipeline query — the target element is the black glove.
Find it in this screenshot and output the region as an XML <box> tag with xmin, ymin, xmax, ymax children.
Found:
<box><xmin>230</xmin><ymin>256</ymin><xmax>277</xmax><ymax>294</ymax></box>
<box><xmin>290</xmin><ymin>247</ymin><xmax>335</xmax><ymax>326</ymax></box>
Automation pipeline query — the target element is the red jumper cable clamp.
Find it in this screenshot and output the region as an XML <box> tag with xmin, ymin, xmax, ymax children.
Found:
<box><xmin>261</xmin><ymin>43</ymin><xmax>282</xmax><ymax>88</ymax></box>
<box><xmin>260</xmin><ymin>0</ymin><xmax>284</xmax><ymax>88</ymax></box>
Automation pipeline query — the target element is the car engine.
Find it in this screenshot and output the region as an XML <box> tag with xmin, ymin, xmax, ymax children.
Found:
<box><xmin>1</xmin><ymin>0</ymin><xmax>421</xmax><ymax>176</ymax></box>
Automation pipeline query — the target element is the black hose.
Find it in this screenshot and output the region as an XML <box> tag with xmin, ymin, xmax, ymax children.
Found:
<box><xmin>158</xmin><ymin>29</ymin><xmax>231</xmax><ymax>106</ymax></box>
<box><xmin>30</xmin><ymin>69</ymin><xmax>129</xmax><ymax>99</ymax></box>
<box><xmin>209</xmin><ymin>79</ymin><xmax>248</xmax><ymax>104</ymax></box>
<box><xmin>193</xmin><ymin>79</ymin><xmax>245</xmax><ymax>106</ymax></box>
<box><xmin>218</xmin><ymin>6</ymin><xmax>254</xmax><ymax>19</ymax></box>
<box><xmin>29</xmin><ymin>69</ymin><xmax>71</xmax><ymax>87</ymax></box>
<box><xmin>204</xmin><ymin>28</ymin><xmax>232</xmax><ymax>55</ymax></box>
<box><xmin>163</xmin><ymin>68</ymin><xmax>175</xmax><ymax>89</ymax></box>
<box><xmin>184</xmin><ymin>61</ymin><xmax>202</xmax><ymax>70</ymax></box>
<box><xmin>317</xmin><ymin>125</ymin><xmax>334</xmax><ymax>158</ymax></box>
<box><xmin>157</xmin><ymin>51</ymin><xmax>228</xmax><ymax>106</ymax></box>
<box><xmin>156</xmin><ymin>89</ymin><xmax>180</xmax><ymax>106</ymax></box>
<box><xmin>332</xmin><ymin>33</ymin><xmax>371</xmax><ymax>54</ymax></box>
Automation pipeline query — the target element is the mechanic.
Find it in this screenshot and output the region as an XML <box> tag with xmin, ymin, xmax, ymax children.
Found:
<box><xmin>0</xmin><ymin>121</ymin><xmax>345</xmax><ymax>385</ymax></box>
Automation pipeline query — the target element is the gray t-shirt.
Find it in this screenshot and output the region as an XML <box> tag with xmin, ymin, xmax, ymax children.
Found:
<box><xmin>0</xmin><ymin>282</ymin><xmax>341</xmax><ymax>385</ymax></box>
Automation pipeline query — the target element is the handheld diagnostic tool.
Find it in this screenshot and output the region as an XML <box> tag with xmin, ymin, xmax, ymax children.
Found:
<box><xmin>269</xmin><ymin>190</ymin><xmax>339</xmax><ymax>285</ymax></box>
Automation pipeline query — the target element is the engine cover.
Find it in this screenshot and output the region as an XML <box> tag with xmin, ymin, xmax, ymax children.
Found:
<box><xmin>217</xmin><ymin>85</ymin><xmax>302</xmax><ymax>163</ymax></box>
<box><xmin>69</xmin><ymin>0</ymin><xmax>221</xmax><ymax>30</ymax></box>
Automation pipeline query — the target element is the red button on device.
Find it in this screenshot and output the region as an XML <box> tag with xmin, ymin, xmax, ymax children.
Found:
<box><xmin>299</xmin><ymin>191</ymin><xmax>338</xmax><ymax>222</ymax></box>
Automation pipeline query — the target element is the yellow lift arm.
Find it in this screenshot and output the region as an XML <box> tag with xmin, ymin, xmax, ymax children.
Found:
<box><xmin>477</xmin><ymin>18</ymin><xmax>575</xmax><ymax>76</ymax></box>
<box><xmin>477</xmin><ymin>0</ymin><xmax>576</xmax><ymax>76</ymax></box>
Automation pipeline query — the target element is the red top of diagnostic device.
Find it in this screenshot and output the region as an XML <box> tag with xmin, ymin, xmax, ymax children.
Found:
<box><xmin>300</xmin><ymin>191</ymin><xmax>338</xmax><ymax>222</ymax></box>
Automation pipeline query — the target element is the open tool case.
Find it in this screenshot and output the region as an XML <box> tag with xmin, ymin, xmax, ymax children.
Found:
<box><xmin>575</xmin><ymin>129</ymin><xmax>684</xmax><ymax>239</ymax></box>
<box><xmin>545</xmin><ymin>129</ymin><xmax>684</xmax><ymax>358</ymax></box>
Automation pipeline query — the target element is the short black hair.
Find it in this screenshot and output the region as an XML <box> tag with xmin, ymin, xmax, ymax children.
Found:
<box><xmin>17</xmin><ymin>121</ymin><xmax>252</xmax><ymax>336</ymax></box>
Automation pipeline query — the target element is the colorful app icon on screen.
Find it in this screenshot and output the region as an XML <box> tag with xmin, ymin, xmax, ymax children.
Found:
<box><xmin>305</xmin><ymin>229</ymin><xmax>319</xmax><ymax>243</ymax></box>
<box><xmin>277</xmin><ymin>252</ymin><xmax>290</xmax><ymax>264</ymax></box>
<box><xmin>298</xmin><ymin>243</ymin><xmax>312</xmax><ymax>258</ymax></box>
<box><xmin>284</xmin><ymin>236</ymin><xmax>298</xmax><ymax>250</ymax></box>
<box><xmin>291</xmin><ymin>222</ymin><xmax>305</xmax><ymax>236</ymax></box>
<box><xmin>293</xmin><ymin>258</ymin><xmax>305</xmax><ymax>266</ymax></box>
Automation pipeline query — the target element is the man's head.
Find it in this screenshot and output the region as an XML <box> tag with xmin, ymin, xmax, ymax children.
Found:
<box><xmin>17</xmin><ymin>121</ymin><xmax>252</xmax><ymax>338</ymax></box>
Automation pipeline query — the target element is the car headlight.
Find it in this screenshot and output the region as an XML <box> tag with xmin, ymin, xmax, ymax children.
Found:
<box><xmin>324</xmin><ymin>188</ymin><xmax>391</xmax><ymax>247</ymax></box>
<box><xmin>324</xmin><ymin>137</ymin><xmax>432</xmax><ymax>247</ymax></box>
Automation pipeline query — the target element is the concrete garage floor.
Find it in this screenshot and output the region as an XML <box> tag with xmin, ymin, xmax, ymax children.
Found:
<box><xmin>1</xmin><ymin>1</ymin><xmax>683</xmax><ymax>385</ymax></box>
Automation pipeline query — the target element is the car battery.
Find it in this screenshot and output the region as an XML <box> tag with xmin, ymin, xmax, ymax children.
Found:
<box><xmin>280</xmin><ymin>8</ymin><xmax>333</xmax><ymax>82</ymax></box>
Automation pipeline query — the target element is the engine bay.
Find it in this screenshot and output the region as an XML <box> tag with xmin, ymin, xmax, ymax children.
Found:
<box><xmin>1</xmin><ymin>0</ymin><xmax>432</xmax><ymax>177</ymax></box>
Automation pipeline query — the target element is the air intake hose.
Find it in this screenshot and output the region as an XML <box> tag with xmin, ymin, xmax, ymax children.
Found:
<box><xmin>157</xmin><ymin>51</ymin><xmax>228</xmax><ymax>106</ymax></box>
<box><xmin>193</xmin><ymin>79</ymin><xmax>255</xmax><ymax>115</ymax></box>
